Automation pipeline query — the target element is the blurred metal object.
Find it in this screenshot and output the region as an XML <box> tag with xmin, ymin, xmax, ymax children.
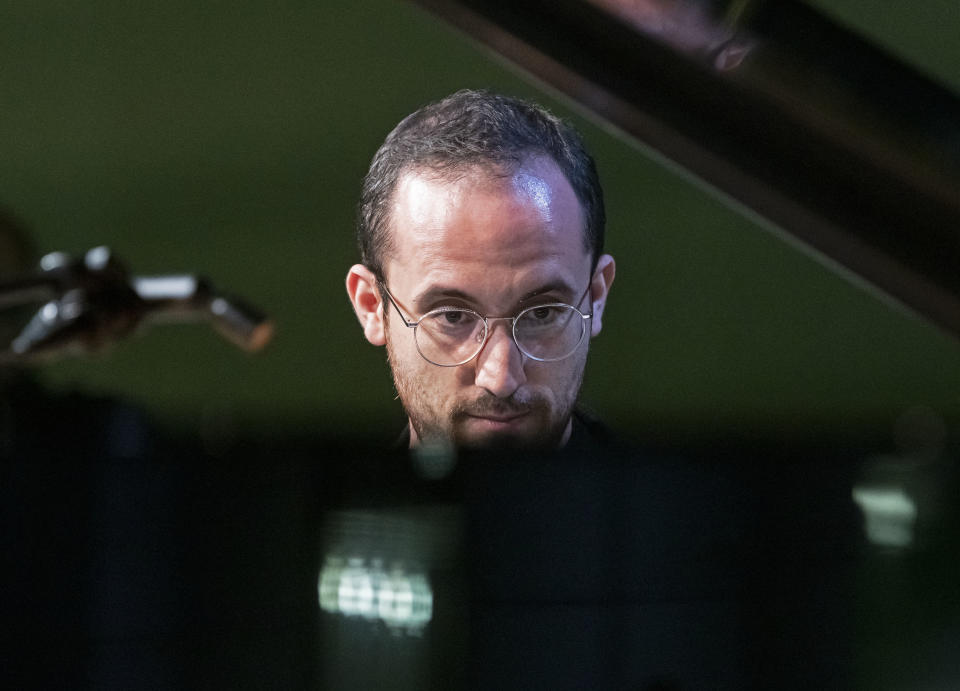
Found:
<box><xmin>0</xmin><ymin>246</ymin><xmax>274</xmax><ymax>362</ymax></box>
<box><xmin>410</xmin><ymin>0</ymin><xmax>960</xmax><ymax>336</ymax></box>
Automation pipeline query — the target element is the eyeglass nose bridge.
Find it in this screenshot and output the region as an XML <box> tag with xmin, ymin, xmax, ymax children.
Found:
<box><xmin>474</xmin><ymin>315</ymin><xmax>522</xmax><ymax>353</ymax></box>
<box><xmin>477</xmin><ymin>310</ymin><xmax>592</xmax><ymax>363</ymax></box>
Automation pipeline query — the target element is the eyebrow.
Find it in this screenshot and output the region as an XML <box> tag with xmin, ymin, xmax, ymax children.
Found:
<box><xmin>413</xmin><ymin>286</ymin><xmax>478</xmax><ymax>309</ymax></box>
<box><xmin>414</xmin><ymin>280</ymin><xmax>578</xmax><ymax>312</ymax></box>
<box><xmin>516</xmin><ymin>281</ymin><xmax>577</xmax><ymax>304</ymax></box>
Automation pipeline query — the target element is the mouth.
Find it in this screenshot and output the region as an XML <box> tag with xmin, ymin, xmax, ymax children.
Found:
<box><xmin>463</xmin><ymin>411</ymin><xmax>531</xmax><ymax>429</ymax></box>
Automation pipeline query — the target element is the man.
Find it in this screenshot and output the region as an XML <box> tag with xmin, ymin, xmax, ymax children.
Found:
<box><xmin>346</xmin><ymin>90</ymin><xmax>615</xmax><ymax>449</ymax></box>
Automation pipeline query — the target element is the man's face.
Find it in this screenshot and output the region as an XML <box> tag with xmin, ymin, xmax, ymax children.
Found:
<box><xmin>376</xmin><ymin>155</ymin><xmax>611</xmax><ymax>448</ymax></box>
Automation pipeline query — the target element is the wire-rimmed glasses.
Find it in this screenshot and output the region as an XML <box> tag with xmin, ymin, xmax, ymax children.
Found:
<box><xmin>380</xmin><ymin>284</ymin><xmax>592</xmax><ymax>367</ymax></box>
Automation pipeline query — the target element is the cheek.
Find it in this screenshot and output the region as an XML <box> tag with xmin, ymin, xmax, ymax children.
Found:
<box><xmin>453</xmin><ymin>362</ymin><xmax>478</xmax><ymax>387</ymax></box>
<box><xmin>386</xmin><ymin>329</ymin><xmax>423</xmax><ymax>387</ymax></box>
<box><xmin>527</xmin><ymin>356</ymin><xmax>586</xmax><ymax>400</ymax></box>
<box><xmin>405</xmin><ymin>349</ymin><xmax>469</xmax><ymax>398</ymax></box>
<box><xmin>386</xmin><ymin>321</ymin><xmax>421</xmax><ymax>361</ymax></box>
<box><xmin>426</xmin><ymin>364</ymin><xmax>476</xmax><ymax>405</ymax></box>
<box><xmin>527</xmin><ymin>358</ymin><xmax>577</xmax><ymax>385</ymax></box>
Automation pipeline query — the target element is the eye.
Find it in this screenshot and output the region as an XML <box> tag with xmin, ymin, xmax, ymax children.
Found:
<box><xmin>421</xmin><ymin>308</ymin><xmax>478</xmax><ymax>336</ymax></box>
<box><xmin>526</xmin><ymin>305</ymin><xmax>561</xmax><ymax>324</ymax></box>
<box><xmin>518</xmin><ymin>305</ymin><xmax>572</xmax><ymax>334</ymax></box>
<box><xmin>531</xmin><ymin>306</ymin><xmax>552</xmax><ymax>321</ymax></box>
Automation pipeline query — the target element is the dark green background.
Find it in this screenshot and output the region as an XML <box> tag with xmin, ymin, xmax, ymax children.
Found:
<box><xmin>1</xmin><ymin>0</ymin><xmax>958</xmax><ymax>443</ymax></box>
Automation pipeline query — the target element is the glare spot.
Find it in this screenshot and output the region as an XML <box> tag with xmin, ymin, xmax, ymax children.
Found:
<box><xmin>84</xmin><ymin>246</ymin><xmax>111</xmax><ymax>271</ymax></box>
<box><xmin>60</xmin><ymin>299</ymin><xmax>82</xmax><ymax>320</ymax></box>
<box><xmin>319</xmin><ymin>556</ymin><xmax>433</xmax><ymax>635</ymax></box>
<box><xmin>41</xmin><ymin>302</ymin><xmax>59</xmax><ymax>322</ymax></box>
<box><xmin>210</xmin><ymin>297</ymin><xmax>230</xmax><ymax>316</ymax></box>
<box><xmin>512</xmin><ymin>171</ymin><xmax>552</xmax><ymax>222</ymax></box>
<box><xmin>40</xmin><ymin>251</ymin><xmax>70</xmax><ymax>271</ymax></box>
<box><xmin>852</xmin><ymin>485</ymin><xmax>917</xmax><ymax>548</ymax></box>
<box><xmin>133</xmin><ymin>275</ymin><xmax>198</xmax><ymax>300</ymax></box>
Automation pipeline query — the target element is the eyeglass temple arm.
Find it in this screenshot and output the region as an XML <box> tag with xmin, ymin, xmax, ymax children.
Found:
<box><xmin>578</xmin><ymin>284</ymin><xmax>593</xmax><ymax>317</ymax></box>
<box><xmin>378</xmin><ymin>283</ymin><xmax>418</xmax><ymax>328</ymax></box>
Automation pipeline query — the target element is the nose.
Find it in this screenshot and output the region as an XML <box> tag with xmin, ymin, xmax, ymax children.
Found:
<box><xmin>473</xmin><ymin>320</ymin><xmax>526</xmax><ymax>398</ymax></box>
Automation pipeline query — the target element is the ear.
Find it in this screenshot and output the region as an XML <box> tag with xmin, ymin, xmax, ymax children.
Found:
<box><xmin>346</xmin><ymin>264</ymin><xmax>386</xmax><ymax>346</ymax></box>
<box><xmin>588</xmin><ymin>254</ymin><xmax>616</xmax><ymax>337</ymax></box>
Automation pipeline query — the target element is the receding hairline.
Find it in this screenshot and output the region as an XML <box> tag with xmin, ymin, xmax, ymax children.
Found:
<box><xmin>376</xmin><ymin>153</ymin><xmax>591</xmax><ymax>282</ymax></box>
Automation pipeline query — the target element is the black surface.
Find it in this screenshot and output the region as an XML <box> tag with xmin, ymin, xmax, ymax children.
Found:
<box><xmin>3</xmin><ymin>387</ymin><xmax>957</xmax><ymax>689</ymax></box>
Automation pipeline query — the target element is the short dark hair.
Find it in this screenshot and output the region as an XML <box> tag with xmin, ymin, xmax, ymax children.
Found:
<box><xmin>357</xmin><ymin>89</ymin><xmax>606</xmax><ymax>283</ymax></box>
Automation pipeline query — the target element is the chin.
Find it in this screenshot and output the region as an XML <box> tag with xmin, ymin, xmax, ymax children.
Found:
<box><xmin>411</xmin><ymin>407</ymin><xmax>570</xmax><ymax>451</ymax></box>
<box><xmin>453</xmin><ymin>418</ymin><xmax>564</xmax><ymax>450</ymax></box>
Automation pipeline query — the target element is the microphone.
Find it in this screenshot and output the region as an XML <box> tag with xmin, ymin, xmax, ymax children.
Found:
<box><xmin>1</xmin><ymin>246</ymin><xmax>274</xmax><ymax>362</ymax></box>
<box><xmin>131</xmin><ymin>274</ymin><xmax>274</xmax><ymax>352</ymax></box>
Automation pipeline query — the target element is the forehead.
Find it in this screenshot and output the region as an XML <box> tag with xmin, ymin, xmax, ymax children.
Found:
<box><xmin>384</xmin><ymin>157</ymin><xmax>591</xmax><ymax>305</ymax></box>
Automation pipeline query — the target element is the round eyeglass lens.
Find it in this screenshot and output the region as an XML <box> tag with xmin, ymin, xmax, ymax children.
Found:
<box><xmin>415</xmin><ymin>308</ymin><xmax>487</xmax><ymax>366</ymax></box>
<box><xmin>514</xmin><ymin>304</ymin><xmax>586</xmax><ymax>361</ymax></box>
